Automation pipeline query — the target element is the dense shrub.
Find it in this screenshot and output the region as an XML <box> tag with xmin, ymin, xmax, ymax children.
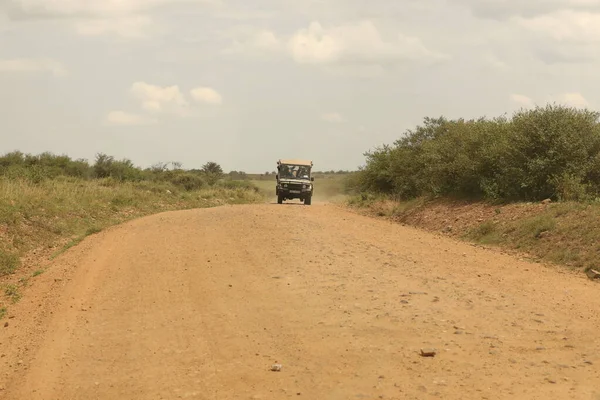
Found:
<box><xmin>170</xmin><ymin>173</ymin><xmax>206</xmax><ymax>191</ymax></box>
<box><xmin>0</xmin><ymin>151</ymin><xmax>230</xmax><ymax>189</ymax></box>
<box><xmin>228</xmin><ymin>171</ymin><xmax>249</xmax><ymax>180</ymax></box>
<box><xmin>353</xmin><ymin>105</ymin><xmax>600</xmax><ymax>202</ymax></box>
<box><xmin>93</xmin><ymin>153</ymin><xmax>143</xmax><ymax>182</ymax></box>
<box><xmin>201</xmin><ymin>162</ymin><xmax>224</xmax><ymax>185</ymax></box>
<box><xmin>0</xmin><ymin>151</ymin><xmax>92</xmax><ymax>181</ymax></box>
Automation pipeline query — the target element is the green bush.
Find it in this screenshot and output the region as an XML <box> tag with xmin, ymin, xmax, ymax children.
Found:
<box><xmin>0</xmin><ymin>151</ymin><xmax>93</xmax><ymax>182</ymax></box>
<box><xmin>0</xmin><ymin>151</ymin><xmax>244</xmax><ymax>196</ymax></box>
<box><xmin>353</xmin><ymin>105</ymin><xmax>600</xmax><ymax>202</ymax></box>
<box><xmin>92</xmin><ymin>154</ymin><xmax>143</xmax><ymax>182</ymax></box>
<box><xmin>228</xmin><ymin>171</ymin><xmax>249</xmax><ymax>180</ymax></box>
<box><xmin>171</xmin><ymin>173</ymin><xmax>206</xmax><ymax>191</ymax></box>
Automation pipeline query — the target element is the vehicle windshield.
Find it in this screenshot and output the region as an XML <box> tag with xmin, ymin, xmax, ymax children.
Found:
<box><xmin>279</xmin><ymin>164</ymin><xmax>311</xmax><ymax>180</ymax></box>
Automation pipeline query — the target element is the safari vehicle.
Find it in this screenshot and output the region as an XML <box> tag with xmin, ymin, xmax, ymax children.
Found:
<box><xmin>275</xmin><ymin>159</ymin><xmax>314</xmax><ymax>205</ymax></box>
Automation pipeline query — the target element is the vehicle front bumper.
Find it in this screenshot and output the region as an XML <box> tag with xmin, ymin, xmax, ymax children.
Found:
<box><xmin>276</xmin><ymin>184</ymin><xmax>312</xmax><ymax>198</ymax></box>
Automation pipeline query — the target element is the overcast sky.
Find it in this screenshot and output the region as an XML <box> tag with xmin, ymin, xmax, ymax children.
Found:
<box><xmin>1</xmin><ymin>0</ymin><xmax>599</xmax><ymax>172</ymax></box>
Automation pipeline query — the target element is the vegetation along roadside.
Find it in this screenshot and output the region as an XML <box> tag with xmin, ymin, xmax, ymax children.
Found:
<box><xmin>0</xmin><ymin>151</ymin><xmax>264</xmax><ymax>317</ymax></box>
<box><xmin>346</xmin><ymin>104</ymin><xmax>600</xmax><ymax>276</ymax></box>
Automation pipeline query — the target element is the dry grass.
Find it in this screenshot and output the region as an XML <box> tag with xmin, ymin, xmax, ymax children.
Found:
<box><xmin>348</xmin><ymin>196</ymin><xmax>600</xmax><ymax>273</ymax></box>
<box><xmin>0</xmin><ymin>176</ymin><xmax>264</xmax><ymax>314</ymax></box>
<box><xmin>0</xmin><ymin>177</ymin><xmax>263</xmax><ymax>266</ymax></box>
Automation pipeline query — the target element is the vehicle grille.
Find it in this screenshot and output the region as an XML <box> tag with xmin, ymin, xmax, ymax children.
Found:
<box><xmin>286</xmin><ymin>183</ymin><xmax>303</xmax><ymax>191</ymax></box>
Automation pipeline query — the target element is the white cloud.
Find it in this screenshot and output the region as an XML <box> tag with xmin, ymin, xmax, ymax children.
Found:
<box><xmin>227</xmin><ymin>20</ymin><xmax>447</xmax><ymax>68</ymax></box>
<box><xmin>287</xmin><ymin>22</ymin><xmax>341</xmax><ymax>65</ymax></box>
<box><xmin>322</xmin><ymin>112</ymin><xmax>345</xmax><ymax>123</ymax></box>
<box><xmin>2</xmin><ymin>0</ymin><xmax>214</xmax><ymax>18</ymax></box>
<box><xmin>74</xmin><ymin>15</ymin><xmax>154</xmax><ymax>38</ymax></box>
<box><xmin>252</xmin><ymin>30</ymin><xmax>281</xmax><ymax>50</ymax></box>
<box><xmin>117</xmin><ymin>82</ymin><xmax>223</xmax><ymax>119</ymax></box>
<box><xmin>130</xmin><ymin>82</ymin><xmax>189</xmax><ymax>115</ymax></box>
<box><xmin>105</xmin><ymin>111</ymin><xmax>156</xmax><ymax>126</ymax></box>
<box><xmin>221</xmin><ymin>28</ymin><xmax>284</xmax><ymax>57</ymax></box>
<box><xmin>510</xmin><ymin>94</ymin><xmax>535</xmax><ymax>108</ymax></box>
<box><xmin>510</xmin><ymin>92</ymin><xmax>590</xmax><ymax>109</ymax></box>
<box><xmin>550</xmin><ymin>92</ymin><xmax>590</xmax><ymax>108</ymax></box>
<box><xmin>483</xmin><ymin>53</ymin><xmax>510</xmax><ymax>71</ymax></box>
<box><xmin>287</xmin><ymin>21</ymin><xmax>447</xmax><ymax>65</ymax></box>
<box><xmin>0</xmin><ymin>58</ymin><xmax>67</xmax><ymax>76</ymax></box>
<box><xmin>515</xmin><ymin>10</ymin><xmax>600</xmax><ymax>43</ymax></box>
<box><xmin>190</xmin><ymin>87</ymin><xmax>223</xmax><ymax>105</ymax></box>
<box><xmin>323</xmin><ymin>64</ymin><xmax>386</xmax><ymax>78</ymax></box>
<box><xmin>459</xmin><ymin>0</ymin><xmax>600</xmax><ymax>19</ymax></box>
<box><xmin>2</xmin><ymin>0</ymin><xmax>213</xmax><ymax>38</ymax></box>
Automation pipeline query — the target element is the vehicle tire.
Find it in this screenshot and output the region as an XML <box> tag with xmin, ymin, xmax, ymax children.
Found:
<box><xmin>305</xmin><ymin>196</ymin><xmax>312</xmax><ymax>205</ymax></box>
<box><xmin>277</xmin><ymin>195</ymin><xmax>283</xmax><ymax>204</ymax></box>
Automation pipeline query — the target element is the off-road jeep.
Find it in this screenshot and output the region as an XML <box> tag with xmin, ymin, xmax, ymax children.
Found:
<box><xmin>275</xmin><ymin>159</ymin><xmax>314</xmax><ymax>205</ymax></box>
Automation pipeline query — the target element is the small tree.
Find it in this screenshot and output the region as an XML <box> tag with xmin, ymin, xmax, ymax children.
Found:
<box><xmin>228</xmin><ymin>171</ymin><xmax>248</xmax><ymax>180</ymax></box>
<box><xmin>202</xmin><ymin>161</ymin><xmax>223</xmax><ymax>175</ymax></box>
<box><xmin>151</xmin><ymin>162</ymin><xmax>169</xmax><ymax>173</ymax></box>
<box><xmin>202</xmin><ymin>161</ymin><xmax>223</xmax><ymax>185</ymax></box>
<box><xmin>0</xmin><ymin>151</ymin><xmax>25</xmax><ymax>168</ymax></box>
<box><xmin>93</xmin><ymin>153</ymin><xmax>114</xmax><ymax>178</ymax></box>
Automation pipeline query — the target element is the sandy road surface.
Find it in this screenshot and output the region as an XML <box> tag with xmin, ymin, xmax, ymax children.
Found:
<box><xmin>2</xmin><ymin>203</ymin><xmax>600</xmax><ymax>399</ymax></box>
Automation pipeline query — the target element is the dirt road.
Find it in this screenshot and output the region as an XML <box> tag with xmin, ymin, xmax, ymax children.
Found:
<box><xmin>2</xmin><ymin>203</ymin><xmax>600</xmax><ymax>399</ymax></box>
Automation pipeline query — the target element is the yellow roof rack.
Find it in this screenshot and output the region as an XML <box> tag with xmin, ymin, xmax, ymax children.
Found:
<box><xmin>277</xmin><ymin>159</ymin><xmax>313</xmax><ymax>167</ymax></box>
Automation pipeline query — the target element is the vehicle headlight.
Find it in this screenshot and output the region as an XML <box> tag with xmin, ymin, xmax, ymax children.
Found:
<box><xmin>283</xmin><ymin>184</ymin><xmax>288</xmax><ymax>188</ymax></box>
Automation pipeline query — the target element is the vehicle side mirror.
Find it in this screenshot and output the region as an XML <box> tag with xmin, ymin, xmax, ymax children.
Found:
<box><xmin>275</xmin><ymin>174</ymin><xmax>279</xmax><ymax>180</ymax></box>
<box><xmin>311</xmin><ymin>177</ymin><xmax>314</xmax><ymax>181</ymax></box>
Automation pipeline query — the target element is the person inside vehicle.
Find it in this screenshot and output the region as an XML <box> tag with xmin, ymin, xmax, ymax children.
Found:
<box><xmin>297</xmin><ymin>166</ymin><xmax>309</xmax><ymax>179</ymax></box>
<box><xmin>280</xmin><ymin>165</ymin><xmax>293</xmax><ymax>178</ymax></box>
